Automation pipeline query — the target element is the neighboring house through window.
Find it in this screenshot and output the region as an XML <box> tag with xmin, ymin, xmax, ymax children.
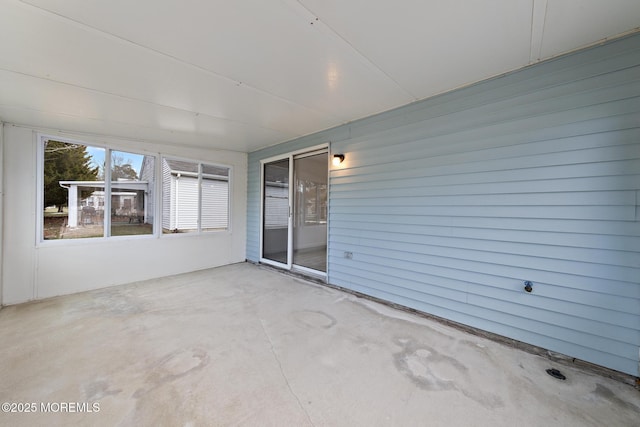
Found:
<box><xmin>40</xmin><ymin>137</ymin><xmax>155</xmax><ymax>240</ymax></box>
<box><xmin>38</xmin><ymin>135</ymin><xmax>230</xmax><ymax>242</ymax></box>
<box><xmin>161</xmin><ymin>158</ymin><xmax>230</xmax><ymax>233</ymax></box>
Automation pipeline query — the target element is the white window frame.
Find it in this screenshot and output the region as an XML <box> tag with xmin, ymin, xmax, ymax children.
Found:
<box><xmin>160</xmin><ymin>155</ymin><xmax>232</xmax><ymax>236</ymax></box>
<box><xmin>36</xmin><ymin>133</ymin><xmax>162</xmax><ymax>245</ymax></box>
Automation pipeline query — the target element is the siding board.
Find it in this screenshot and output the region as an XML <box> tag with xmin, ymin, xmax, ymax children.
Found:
<box><xmin>329</xmin><ymin>245</ymin><xmax>639</xmax><ymax>303</ymax></box>
<box><xmin>332</xmin><ymin>220</ymin><xmax>640</xmax><ymax>252</ymax></box>
<box><xmin>336</xmin><ymin>262</ymin><xmax>638</xmax><ymax>326</ymax></box>
<box><xmin>332</xmin><ymin>173</ymin><xmax>640</xmax><ymax>196</ymax></box>
<box><xmin>331</xmin><ymin>215</ymin><xmax>640</xmax><ymax>237</ymax></box>
<box><xmin>347</xmin><ymin>90</ymin><xmax>640</xmax><ymax>164</ymax></box>
<box><xmin>345</xmin><ymin>108</ymin><xmax>640</xmax><ymax>163</ymax></box>
<box><xmin>247</xmin><ymin>33</ymin><xmax>640</xmax><ymax>376</ymax></box>
<box><xmin>331</xmin><ymin>151</ymin><xmax>640</xmax><ymax>186</ymax></box>
<box><xmin>330</xmin><ymin>235</ymin><xmax>639</xmax><ymax>282</ymax></box>
<box><xmin>343</xmin><ymin>278</ymin><xmax>637</xmax><ymax>376</ymax></box>
<box><xmin>333</xmin><ymin>227</ymin><xmax>639</xmax><ymax>268</ymax></box>
<box><xmin>333</xmin><ymin>139</ymin><xmax>640</xmax><ymax>178</ymax></box>
<box><xmin>332</xmin><ymin>262</ymin><xmax>639</xmax><ymax>347</ymax></box>
<box><xmin>357</xmin><ymin>260</ymin><xmax>639</xmax><ymax>330</ymax></box>
<box><xmin>341</xmin><ymin>127</ymin><xmax>640</xmax><ymax>175</ymax></box>
<box><xmin>330</xmin><ymin>205</ymin><xmax>634</xmax><ymax>221</ymax></box>
<box><xmin>331</xmin><ymin>190</ymin><xmax>636</xmax><ymax>206</ymax></box>
<box><xmin>333</xmin><ymin>269</ymin><xmax>637</xmax><ymax>357</ymax></box>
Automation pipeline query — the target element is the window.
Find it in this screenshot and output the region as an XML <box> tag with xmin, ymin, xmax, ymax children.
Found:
<box><xmin>40</xmin><ymin>137</ymin><xmax>155</xmax><ymax>240</ymax></box>
<box><xmin>39</xmin><ymin>137</ymin><xmax>229</xmax><ymax>241</ymax></box>
<box><xmin>161</xmin><ymin>158</ymin><xmax>230</xmax><ymax>233</ymax></box>
<box><xmin>110</xmin><ymin>150</ymin><xmax>155</xmax><ymax>237</ymax></box>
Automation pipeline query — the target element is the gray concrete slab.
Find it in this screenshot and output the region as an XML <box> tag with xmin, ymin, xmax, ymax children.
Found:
<box><xmin>0</xmin><ymin>262</ymin><xmax>638</xmax><ymax>426</ymax></box>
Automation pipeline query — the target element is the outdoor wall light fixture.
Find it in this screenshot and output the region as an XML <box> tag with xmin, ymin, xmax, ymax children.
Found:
<box><xmin>332</xmin><ymin>154</ymin><xmax>345</xmax><ymax>166</ymax></box>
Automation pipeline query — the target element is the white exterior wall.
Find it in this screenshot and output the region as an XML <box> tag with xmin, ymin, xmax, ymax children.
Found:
<box><xmin>1</xmin><ymin>124</ymin><xmax>247</xmax><ymax>304</ymax></box>
<box><xmin>162</xmin><ymin>158</ymin><xmax>173</xmax><ymax>231</ymax></box>
<box><xmin>174</xmin><ymin>175</ymin><xmax>199</xmax><ymax>230</ymax></box>
<box><xmin>161</xmin><ymin>169</ymin><xmax>229</xmax><ymax>231</ymax></box>
<box><xmin>202</xmin><ymin>178</ymin><xmax>229</xmax><ymax>230</ymax></box>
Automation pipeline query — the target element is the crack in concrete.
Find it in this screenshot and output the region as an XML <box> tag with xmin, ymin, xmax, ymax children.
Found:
<box><xmin>259</xmin><ymin>319</ymin><xmax>315</xmax><ymax>427</ymax></box>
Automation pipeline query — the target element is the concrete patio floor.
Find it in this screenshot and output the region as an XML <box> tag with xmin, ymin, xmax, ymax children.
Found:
<box><xmin>0</xmin><ymin>262</ymin><xmax>638</xmax><ymax>426</ymax></box>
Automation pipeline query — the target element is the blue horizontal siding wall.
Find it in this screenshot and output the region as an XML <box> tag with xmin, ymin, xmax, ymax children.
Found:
<box><xmin>247</xmin><ymin>33</ymin><xmax>640</xmax><ymax>376</ymax></box>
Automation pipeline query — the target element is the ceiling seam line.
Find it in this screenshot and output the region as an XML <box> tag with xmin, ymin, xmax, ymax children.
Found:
<box><xmin>293</xmin><ymin>0</ymin><xmax>417</xmax><ymax>101</ymax></box>
<box><xmin>13</xmin><ymin>0</ymin><xmax>345</xmax><ymax>121</ymax></box>
<box><xmin>529</xmin><ymin>0</ymin><xmax>534</xmax><ymax>62</ymax></box>
<box><xmin>0</xmin><ymin>68</ymin><xmax>297</xmax><ymax>136</ymax></box>
<box><xmin>539</xmin><ymin>0</ymin><xmax>549</xmax><ymax>62</ymax></box>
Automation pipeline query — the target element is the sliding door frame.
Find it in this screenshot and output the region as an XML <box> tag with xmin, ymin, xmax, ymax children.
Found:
<box><xmin>260</xmin><ymin>154</ymin><xmax>293</xmax><ymax>269</ymax></box>
<box><xmin>259</xmin><ymin>143</ymin><xmax>328</xmax><ymax>275</ymax></box>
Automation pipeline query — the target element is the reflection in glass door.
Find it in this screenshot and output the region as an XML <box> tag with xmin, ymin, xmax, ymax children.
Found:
<box><xmin>293</xmin><ymin>152</ymin><xmax>327</xmax><ymax>272</ymax></box>
<box><xmin>262</xmin><ymin>158</ymin><xmax>290</xmax><ymax>266</ymax></box>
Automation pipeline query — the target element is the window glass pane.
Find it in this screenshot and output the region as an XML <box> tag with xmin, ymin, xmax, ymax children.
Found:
<box><xmin>263</xmin><ymin>159</ymin><xmax>289</xmax><ymax>264</ymax></box>
<box><xmin>162</xmin><ymin>158</ymin><xmax>199</xmax><ymax>233</ymax></box>
<box><xmin>110</xmin><ymin>151</ymin><xmax>154</xmax><ymax>236</ymax></box>
<box><xmin>201</xmin><ymin>163</ymin><xmax>229</xmax><ymax>232</ymax></box>
<box><xmin>43</xmin><ymin>140</ymin><xmax>104</xmax><ymax>240</ymax></box>
<box><xmin>293</xmin><ymin>153</ymin><xmax>327</xmax><ymax>271</ymax></box>
<box><xmin>161</xmin><ymin>158</ymin><xmax>230</xmax><ymax>233</ymax></box>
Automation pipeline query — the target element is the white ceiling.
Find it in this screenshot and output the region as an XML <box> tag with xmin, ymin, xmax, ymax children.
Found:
<box><xmin>1</xmin><ymin>0</ymin><xmax>638</xmax><ymax>152</ymax></box>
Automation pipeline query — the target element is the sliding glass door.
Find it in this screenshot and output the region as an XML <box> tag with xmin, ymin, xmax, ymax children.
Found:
<box><xmin>262</xmin><ymin>158</ymin><xmax>291</xmax><ymax>267</ymax></box>
<box><xmin>293</xmin><ymin>152</ymin><xmax>327</xmax><ymax>272</ymax></box>
<box><xmin>261</xmin><ymin>148</ymin><xmax>327</xmax><ymax>275</ymax></box>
